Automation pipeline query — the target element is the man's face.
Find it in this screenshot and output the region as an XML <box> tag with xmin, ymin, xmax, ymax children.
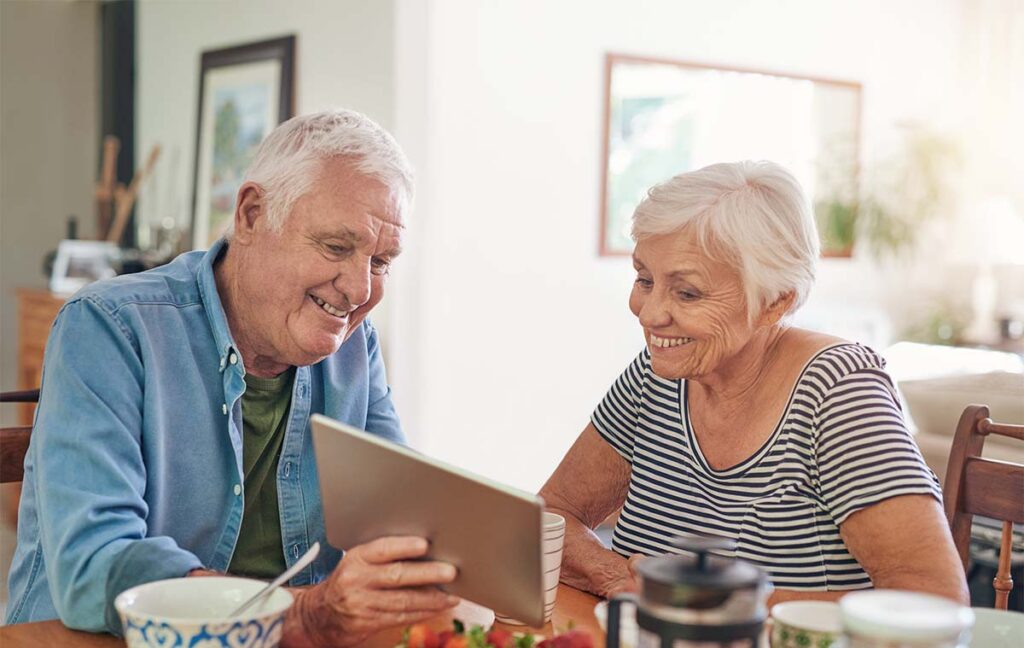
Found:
<box><xmin>231</xmin><ymin>158</ymin><xmax>405</xmax><ymax>370</ymax></box>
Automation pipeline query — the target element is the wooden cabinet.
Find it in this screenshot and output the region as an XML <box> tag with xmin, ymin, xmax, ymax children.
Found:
<box><xmin>15</xmin><ymin>289</ymin><xmax>65</xmax><ymax>423</ymax></box>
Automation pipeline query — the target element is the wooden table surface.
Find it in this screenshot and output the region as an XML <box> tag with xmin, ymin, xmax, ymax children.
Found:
<box><xmin>0</xmin><ymin>584</ymin><xmax>605</xmax><ymax>647</ymax></box>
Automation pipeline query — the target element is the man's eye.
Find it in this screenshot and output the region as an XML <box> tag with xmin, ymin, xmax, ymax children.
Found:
<box><xmin>325</xmin><ymin>244</ymin><xmax>349</xmax><ymax>255</ymax></box>
<box><xmin>370</xmin><ymin>258</ymin><xmax>391</xmax><ymax>276</ymax></box>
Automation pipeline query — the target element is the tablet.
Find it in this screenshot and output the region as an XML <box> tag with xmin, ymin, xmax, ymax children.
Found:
<box><xmin>310</xmin><ymin>414</ymin><xmax>546</xmax><ymax>627</ymax></box>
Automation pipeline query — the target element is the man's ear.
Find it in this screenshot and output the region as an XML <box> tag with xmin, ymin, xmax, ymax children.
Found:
<box><xmin>757</xmin><ymin>291</ymin><xmax>796</xmax><ymax>327</ymax></box>
<box><xmin>232</xmin><ymin>182</ymin><xmax>265</xmax><ymax>244</ymax></box>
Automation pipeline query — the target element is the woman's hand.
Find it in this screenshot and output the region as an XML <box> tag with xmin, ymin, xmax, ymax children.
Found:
<box><xmin>602</xmin><ymin>554</ymin><xmax>645</xmax><ymax>597</ymax></box>
<box><xmin>281</xmin><ymin>536</ymin><xmax>459</xmax><ymax>648</ymax></box>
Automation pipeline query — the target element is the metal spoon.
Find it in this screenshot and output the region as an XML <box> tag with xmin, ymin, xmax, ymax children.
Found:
<box><xmin>229</xmin><ymin>541</ymin><xmax>321</xmax><ymax>617</ymax></box>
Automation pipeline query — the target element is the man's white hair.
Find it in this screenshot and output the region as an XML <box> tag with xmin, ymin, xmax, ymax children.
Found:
<box><xmin>231</xmin><ymin>109</ymin><xmax>414</xmax><ymax>234</ymax></box>
<box><xmin>631</xmin><ymin>160</ymin><xmax>819</xmax><ymax>322</ymax></box>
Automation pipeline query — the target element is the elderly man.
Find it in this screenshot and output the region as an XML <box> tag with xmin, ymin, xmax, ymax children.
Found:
<box><xmin>5</xmin><ymin>110</ymin><xmax>457</xmax><ymax>646</ymax></box>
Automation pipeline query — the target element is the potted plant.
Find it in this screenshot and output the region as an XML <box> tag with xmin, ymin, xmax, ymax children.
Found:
<box><xmin>816</xmin><ymin>126</ymin><xmax>962</xmax><ymax>259</ymax></box>
<box><xmin>816</xmin><ymin>198</ymin><xmax>859</xmax><ymax>258</ymax></box>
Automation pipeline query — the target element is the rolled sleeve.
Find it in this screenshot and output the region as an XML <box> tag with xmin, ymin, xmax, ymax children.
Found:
<box><xmin>33</xmin><ymin>297</ymin><xmax>202</xmax><ymax>632</ymax></box>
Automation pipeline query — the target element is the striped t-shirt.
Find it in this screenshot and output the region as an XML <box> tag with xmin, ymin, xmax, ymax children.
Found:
<box><xmin>592</xmin><ymin>343</ymin><xmax>941</xmax><ymax>590</ymax></box>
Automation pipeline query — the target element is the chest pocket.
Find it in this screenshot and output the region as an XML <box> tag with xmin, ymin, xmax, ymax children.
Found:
<box><xmin>735</xmin><ymin>495</ymin><xmax>825</xmax><ymax>587</ymax></box>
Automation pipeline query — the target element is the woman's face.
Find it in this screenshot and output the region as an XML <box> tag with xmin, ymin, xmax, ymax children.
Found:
<box><xmin>629</xmin><ymin>229</ymin><xmax>756</xmax><ymax>381</ymax></box>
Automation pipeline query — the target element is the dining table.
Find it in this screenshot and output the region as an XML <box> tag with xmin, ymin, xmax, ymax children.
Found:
<box><xmin>0</xmin><ymin>583</ymin><xmax>607</xmax><ymax>647</ymax></box>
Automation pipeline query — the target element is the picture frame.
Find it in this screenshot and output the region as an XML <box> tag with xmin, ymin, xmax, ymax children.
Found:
<box><xmin>49</xmin><ymin>240</ymin><xmax>119</xmax><ymax>295</ymax></box>
<box><xmin>599</xmin><ymin>53</ymin><xmax>862</xmax><ymax>256</ymax></box>
<box><xmin>191</xmin><ymin>35</ymin><xmax>296</xmax><ymax>250</ymax></box>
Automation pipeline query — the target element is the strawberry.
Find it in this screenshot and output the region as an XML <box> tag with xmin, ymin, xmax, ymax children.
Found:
<box><xmin>486</xmin><ymin>628</ymin><xmax>515</xmax><ymax>648</ymax></box>
<box><xmin>406</xmin><ymin>623</ymin><xmax>441</xmax><ymax>648</ymax></box>
<box><xmin>442</xmin><ymin>636</ymin><xmax>469</xmax><ymax>648</ymax></box>
<box><xmin>438</xmin><ymin>630</ymin><xmax>454</xmax><ymax>645</ymax></box>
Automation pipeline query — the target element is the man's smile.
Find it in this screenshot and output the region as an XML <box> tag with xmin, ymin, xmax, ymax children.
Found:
<box><xmin>310</xmin><ymin>294</ymin><xmax>350</xmax><ymax>319</ymax></box>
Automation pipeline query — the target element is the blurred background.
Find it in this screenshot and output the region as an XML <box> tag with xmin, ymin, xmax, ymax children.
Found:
<box><xmin>1</xmin><ymin>0</ymin><xmax>1023</xmax><ymax>611</ymax></box>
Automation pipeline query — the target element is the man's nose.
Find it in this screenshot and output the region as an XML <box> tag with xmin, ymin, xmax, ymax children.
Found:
<box><xmin>334</xmin><ymin>260</ymin><xmax>372</xmax><ymax>309</ymax></box>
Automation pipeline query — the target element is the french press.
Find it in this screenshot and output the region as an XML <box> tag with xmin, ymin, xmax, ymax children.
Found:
<box><xmin>606</xmin><ymin>536</ymin><xmax>771</xmax><ymax>648</ymax></box>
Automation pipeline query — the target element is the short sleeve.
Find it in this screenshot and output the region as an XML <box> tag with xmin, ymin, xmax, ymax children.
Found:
<box><xmin>815</xmin><ymin>368</ymin><xmax>942</xmax><ymax>525</ymax></box>
<box><xmin>590</xmin><ymin>350</ymin><xmax>649</xmax><ymax>462</ymax></box>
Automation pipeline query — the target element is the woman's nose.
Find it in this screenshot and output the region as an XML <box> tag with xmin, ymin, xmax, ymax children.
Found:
<box><xmin>637</xmin><ymin>292</ymin><xmax>672</xmax><ymax>329</ymax></box>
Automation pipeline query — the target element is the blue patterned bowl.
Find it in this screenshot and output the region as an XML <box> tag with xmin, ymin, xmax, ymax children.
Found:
<box><xmin>114</xmin><ymin>576</ymin><xmax>293</xmax><ymax>648</ymax></box>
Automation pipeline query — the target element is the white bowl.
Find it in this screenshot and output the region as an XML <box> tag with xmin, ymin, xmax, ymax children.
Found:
<box><xmin>840</xmin><ymin>590</ymin><xmax>973</xmax><ymax>644</ymax></box>
<box><xmin>114</xmin><ymin>576</ymin><xmax>294</xmax><ymax>648</ymax></box>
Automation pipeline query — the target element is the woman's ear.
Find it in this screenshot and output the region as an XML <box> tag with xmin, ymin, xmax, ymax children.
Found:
<box><xmin>757</xmin><ymin>291</ymin><xmax>796</xmax><ymax>327</ymax></box>
<box><xmin>232</xmin><ymin>183</ymin><xmax>264</xmax><ymax>244</ymax></box>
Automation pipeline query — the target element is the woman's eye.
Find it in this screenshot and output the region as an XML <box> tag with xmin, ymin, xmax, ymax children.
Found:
<box><xmin>677</xmin><ymin>290</ymin><xmax>701</xmax><ymax>301</ymax></box>
<box><xmin>634</xmin><ymin>276</ymin><xmax>653</xmax><ymax>289</ymax></box>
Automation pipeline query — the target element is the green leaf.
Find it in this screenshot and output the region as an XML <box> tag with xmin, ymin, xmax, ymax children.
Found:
<box><xmin>515</xmin><ymin>634</ymin><xmax>536</xmax><ymax>648</ymax></box>
<box><xmin>467</xmin><ymin>626</ymin><xmax>489</xmax><ymax>648</ymax></box>
<box><xmin>453</xmin><ymin>619</ymin><xmax>465</xmax><ymax>634</ymax></box>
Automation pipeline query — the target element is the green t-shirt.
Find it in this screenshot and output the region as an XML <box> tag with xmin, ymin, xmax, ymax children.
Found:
<box><xmin>227</xmin><ymin>367</ymin><xmax>295</xmax><ymax>579</ymax></box>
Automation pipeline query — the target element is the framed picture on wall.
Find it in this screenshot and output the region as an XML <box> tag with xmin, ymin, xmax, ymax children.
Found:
<box><xmin>599</xmin><ymin>53</ymin><xmax>861</xmax><ymax>256</ymax></box>
<box><xmin>191</xmin><ymin>35</ymin><xmax>296</xmax><ymax>249</ymax></box>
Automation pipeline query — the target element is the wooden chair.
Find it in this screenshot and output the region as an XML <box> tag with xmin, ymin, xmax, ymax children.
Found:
<box><xmin>942</xmin><ymin>404</ymin><xmax>1024</xmax><ymax>610</ymax></box>
<box><xmin>0</xmin><ymin>388</ymin><xmax>38</xmax><ymax>484</ymax></box>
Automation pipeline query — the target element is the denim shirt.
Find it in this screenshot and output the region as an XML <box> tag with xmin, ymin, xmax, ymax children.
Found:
<box><xmin>5</xmin><ymin>240</ymin><xmax>403</xmax><ymax>632</ymax></box>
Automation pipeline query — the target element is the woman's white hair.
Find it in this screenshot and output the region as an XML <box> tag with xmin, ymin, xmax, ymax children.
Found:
<box><xmin>631</xmin><ymin>160</ymin><xmax>819</xmax><ymax>321</ymax></box>
<box><xmin>232</xmin><ymin>109</ymin><xmax>414</xmax><ymax>234</ymax></box>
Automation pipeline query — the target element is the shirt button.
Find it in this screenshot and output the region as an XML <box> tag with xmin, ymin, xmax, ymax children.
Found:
<box><xmin>229</xmin><ymin>353</ymin><xmax>238</xmax><ymax>365</ymax></box>
<box><xmin>283</xmin><ymin>462</ymin><xmax>291</xmax><ymax>477</ymax></box>
<box><xmin>222</xmin><ymin>403</ymin><xmax>228</xmax><ymax>415</ymax></box>
<box><xmin>292</xmin><ymin>545</ymin><xmax>301</xmax><ymax>558</ymax></box>
<box><xmin>233</xmin><ymin>484</ymin><xmax>242</xmax><ymax>496</ymax></box>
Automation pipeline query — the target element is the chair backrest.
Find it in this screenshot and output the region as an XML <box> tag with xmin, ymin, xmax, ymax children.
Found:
<box><xmin>0</xmin><ymin>389</ymin><xmax>38</xmax><ymax>483</ymax></box>
<box><xmin>942</xmin><ymin>404</ymin><xmax>1024</xmax><ymax>610</ymax></box>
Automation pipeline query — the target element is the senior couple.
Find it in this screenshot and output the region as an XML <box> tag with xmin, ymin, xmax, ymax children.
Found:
<box><xmin>5</xmin><ymin>110</ymin><xmax>966</xmax><ymax>645</ymax></box>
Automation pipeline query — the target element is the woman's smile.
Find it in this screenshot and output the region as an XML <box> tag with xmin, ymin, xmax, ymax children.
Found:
<box><xmin>648</xmin><ymin>333</ymin><xmax>694</xmax><ymax>349</ymax></box>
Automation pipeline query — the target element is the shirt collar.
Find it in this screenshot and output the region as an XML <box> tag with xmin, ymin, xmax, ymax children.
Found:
<box><xmin>196</xmin><ymin>238</ymin><xmax>242</xmax><ymax>373</ymax></box>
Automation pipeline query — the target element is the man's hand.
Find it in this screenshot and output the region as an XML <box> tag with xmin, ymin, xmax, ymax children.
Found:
<box><xmin>282</xmin><ymin>536</ymin><xmax>459</xmax><ymax>648</ymax></box>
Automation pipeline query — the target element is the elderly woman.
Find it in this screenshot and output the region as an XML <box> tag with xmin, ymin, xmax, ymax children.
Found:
<box><xmin>539</xmin><ymin>161</ymin><xmax>967</xmax><ymax>605</ymax></box>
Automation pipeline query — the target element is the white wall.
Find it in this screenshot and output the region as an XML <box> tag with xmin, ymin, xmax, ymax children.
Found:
<box><xmin>390</xmin><ymin>0</ymin><xmax>975</xmax><ymax>492</ymax></box>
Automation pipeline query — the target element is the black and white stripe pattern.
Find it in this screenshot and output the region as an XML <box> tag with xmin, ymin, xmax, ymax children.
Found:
<box><xmin>592</xmin><ymin>343</ymin><xmax>941</xmax><ymax>591</ymax></box>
